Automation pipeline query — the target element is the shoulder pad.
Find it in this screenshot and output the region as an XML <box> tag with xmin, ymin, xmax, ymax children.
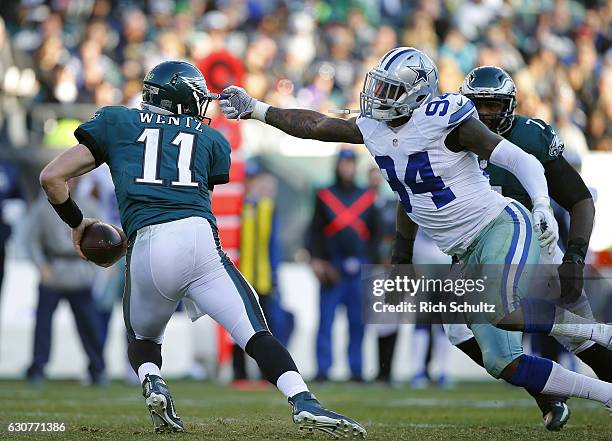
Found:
<box><xmin>412</xmin><ymin>93</ymin><xmax>476</xmax><ymax>140</ymax></box>
<box><xmin>513</xmin><ymin>116</ymin><xmax>565</xmax><ymax>162</ymax></box>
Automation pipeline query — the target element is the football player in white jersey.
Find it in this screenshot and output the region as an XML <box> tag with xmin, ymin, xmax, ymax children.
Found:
<box><xmin>436</xmin><ymin>66</ymin><xmax>612</xmax><ymax>431</ymax></box>
<box><xmin>220</xmin><ymin>47</ymin><xmax>612</xmax><ymax>413</ymax></box>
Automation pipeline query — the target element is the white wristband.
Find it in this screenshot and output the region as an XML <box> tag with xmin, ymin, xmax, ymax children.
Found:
<box><xmin>532</xmin><ymin>195</ymin><xmax>551</xmax><ymax>208</ymax></box>
<box><xmin>251</xmin><ymin>101</ymin><xmax>270</xmax><ymax>122</ymax></box>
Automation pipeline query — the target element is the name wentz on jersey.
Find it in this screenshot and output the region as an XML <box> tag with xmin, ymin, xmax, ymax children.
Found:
<box><xmin>74</xmin><ymin>105</ymin><xmax>231</xmax><ymax>239</ymax></box>
<box><xmin>357</xmin><ymin>93</ymin><xmax>510</xmax><ymax>255</ymax></box>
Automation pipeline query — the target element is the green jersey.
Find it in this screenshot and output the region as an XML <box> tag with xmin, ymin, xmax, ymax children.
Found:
<box><xmin>75</xmin><ymin>106</ymin><xmax>231</xmax><ymax>239</ymax></box>
<box><xmin>484</xmin><ymin>115</ymin><xmax>564</xmax><ymax>210</ymax></box>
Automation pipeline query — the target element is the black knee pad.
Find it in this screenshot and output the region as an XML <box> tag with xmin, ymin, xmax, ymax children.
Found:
<box><xmin>128</xmin><ymin>339</ymin><xmax>162</xmax><ymax>374</ymax></box>
<box><xmin>245</xmin><ymin>331</ymin><xmax>298</xmax><ymax>384</ymax></box>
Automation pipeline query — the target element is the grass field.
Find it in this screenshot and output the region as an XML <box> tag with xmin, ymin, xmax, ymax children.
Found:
<box><xmin>0</xmin><ymin>379</ymin><xmax>610</xmax><ymax>440</ymax></box>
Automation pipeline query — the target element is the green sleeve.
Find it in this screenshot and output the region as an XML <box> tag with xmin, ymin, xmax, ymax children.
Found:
<box><xmin>74</xmin><ymin>107</ymin><xmax>111</xmax><ymax>166</ymax></box>
<box><xmin>209</xmin><ymin>133</ymin><xmax>231</xmax><ymax>186</ymax></box>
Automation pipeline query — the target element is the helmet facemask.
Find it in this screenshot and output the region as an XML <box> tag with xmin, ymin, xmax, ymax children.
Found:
<box><xmin>466</xmin><ymin>94</ymin><xmax>516</xmax><ymax>134</ymax></box>
<box><xmin>360</xmin><ymin>48</ymin><xmax>438</xmax><ymax>121</ymax></box>
<box><xmin>460</xmin><ymin>66</ymin><xmax>517</xmax><ymax>134</ymax></box>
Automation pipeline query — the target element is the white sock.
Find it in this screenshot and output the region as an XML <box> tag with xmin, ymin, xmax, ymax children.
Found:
<box><xmin>411</xmin><ymin>327</ymin><xmax>430</xmax><ymax>376</ymax></box>
<box><xmin>542</xmin><ymin>361</ymin><xmax>612</xmax><ymax>406</ymax></box>
<box><xmin>276</xmin><ymin>371</ymin><xmax>308</xmax><ymax>399</ymax></box>
<box><xmin>138</xmin><ymin>362</ymin><xmax>161</xmax><ymax>384</ymax></box>
<box><xmin>550</xmin><ymin>308</ymin><xmax>610</xmax><ymax>347</ymax></box>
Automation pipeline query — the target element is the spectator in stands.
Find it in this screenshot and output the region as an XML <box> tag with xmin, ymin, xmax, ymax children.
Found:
<box><xmin>1</xmin><ymin>0</ymin><xmax>609</xmax><ymax>152</ymax></box>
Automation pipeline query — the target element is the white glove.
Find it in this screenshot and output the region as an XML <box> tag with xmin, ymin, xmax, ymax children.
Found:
<box><xmin>531</xmin><ymin>197</ymin><xmax>559</xmax><ymax>255</ymax></box>
<box><xmin>219</xmin><ymin>85</ymin><xmax>269</xmax><ymax>121</ymax></box>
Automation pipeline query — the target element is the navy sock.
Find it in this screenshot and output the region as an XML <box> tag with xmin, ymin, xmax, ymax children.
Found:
<box><xmin>507</xmin><ymin>354</ymin><xmax>553</xmax><ymax>393</ymax></box>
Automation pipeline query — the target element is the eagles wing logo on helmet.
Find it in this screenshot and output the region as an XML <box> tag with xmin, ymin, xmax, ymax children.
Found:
<box><xmin>142</xmin><ymin>61</ymin><xmax>212</xmax><ymax>120</ymax></box>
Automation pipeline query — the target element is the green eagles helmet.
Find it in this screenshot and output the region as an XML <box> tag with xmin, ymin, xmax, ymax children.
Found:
<box><xmin>460</xmin><ymin>66</ymin><xmax>517</xmax><ymax>134</ymax></box>
<box><xmin>142</xmin><ymin>61</ymin><xmax>212</xmax><ymax>119</ymax></box>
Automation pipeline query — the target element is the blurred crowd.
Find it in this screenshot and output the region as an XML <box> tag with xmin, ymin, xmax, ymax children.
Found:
<box><xmin>0</xmin><ymin>0</ymin><xmax>610</xmax><ymax>153</ymax></box>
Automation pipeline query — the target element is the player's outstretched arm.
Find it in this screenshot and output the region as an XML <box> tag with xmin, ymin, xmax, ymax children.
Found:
<box><xmin>453</xmin><ymin>116</ymin><xmax>558</xmax><ymax>253</ymax></box>
<box><xmin>219</xmin><ymin>86</ymin><xmax>364</xmax><ymax>144</ymax></box>
<box><xmin>40</xmin><ymin>143</ymin><xmax>99</xmax><ymax>259</ymax></box>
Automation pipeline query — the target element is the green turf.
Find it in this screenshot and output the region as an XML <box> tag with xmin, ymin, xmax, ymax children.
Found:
<box><xmin>0</xmin><ymin>380</ymin><xmax>609</xmax><ymax>440</ymax></box>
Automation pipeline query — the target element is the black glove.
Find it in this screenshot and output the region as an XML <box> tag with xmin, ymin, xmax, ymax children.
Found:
<box><xmin>557</xmin><ymin>239</ymin><xmax>587</xmax><ymax>304</ymax></box>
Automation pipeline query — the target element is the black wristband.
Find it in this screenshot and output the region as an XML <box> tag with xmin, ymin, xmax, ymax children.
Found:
<box><xmin>563</xmin><ymin>238</ymin><xmax>588</xmax><ymax>263</ymax></box>
<box><xmin>391</xmin><ymin>233</ymin><xmax>415</xmax><ymax>264</ymax></box>
<box><xmin>50</xmin><ymin>195</ymin><xmax>83</xmax><ymax>228</ymax></box>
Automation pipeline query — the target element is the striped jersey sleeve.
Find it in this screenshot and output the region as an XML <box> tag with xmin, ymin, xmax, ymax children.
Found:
<box><xmin>412</xmin><ymin>93</ymin><xmax>477</xmax><ymax>140</ymax></box>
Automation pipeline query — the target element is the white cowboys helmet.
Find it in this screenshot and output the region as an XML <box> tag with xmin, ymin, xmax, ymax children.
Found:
<box><xmin>360</xmin><ymin>47</ymin><xmax>439</xmax><ymax>121</ymax></box>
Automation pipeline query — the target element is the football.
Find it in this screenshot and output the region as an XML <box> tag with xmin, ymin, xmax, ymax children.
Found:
<box><xmin>80</xmin><ymin>222</ymin><xmax>127</xmax><ymax>267</ymax></box>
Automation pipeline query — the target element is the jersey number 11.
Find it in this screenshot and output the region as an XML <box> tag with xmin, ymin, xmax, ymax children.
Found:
<box><xmin>135</xmin><ymin>128</ymin><xmax>198</xmax><ymax>187</ymax></box>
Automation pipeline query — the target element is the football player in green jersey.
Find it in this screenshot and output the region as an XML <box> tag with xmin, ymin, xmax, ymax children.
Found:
<box><xmin>436</xmin><ymin>66</ymin><xmax>610</xmax><ymax>430</ymax></box>
<box><xmin>39</xmin><ymin>61</ymin><xmax>366</xmax><ymax>438</ymax></box>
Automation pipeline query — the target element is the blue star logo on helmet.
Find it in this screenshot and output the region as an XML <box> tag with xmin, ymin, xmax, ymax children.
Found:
<box><xmin>408</xmin><ymin>58</ymin><xmax>433</xmax><ymax>86</ymax></box>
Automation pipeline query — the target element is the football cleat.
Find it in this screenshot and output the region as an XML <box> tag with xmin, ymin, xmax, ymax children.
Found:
<box><xmin>289</xmin><ymin>391</ymin><xmax>366</xmax><ymax>438</ymax></box>
<box><xmin>543</xmin><ymin>401</ymin><xmax>570</xmax><ymax>431</ymax></box>
<box><xmin>142</xmin><ymin>374</ymin><xmax>184</xmax><ymax>433</ymax></box>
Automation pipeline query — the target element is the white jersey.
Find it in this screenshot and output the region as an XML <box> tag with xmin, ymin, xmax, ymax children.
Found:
<box><xmin>357</xmin><ymin>93</ymin><xmax>510</xmax><ymax>255</ymax></box>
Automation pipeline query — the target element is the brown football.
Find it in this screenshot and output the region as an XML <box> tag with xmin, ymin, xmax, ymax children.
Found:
<box><xmin>80</xmin><ymin>222</ymin><xmax>127</xmax><ymax>267</ymax></box>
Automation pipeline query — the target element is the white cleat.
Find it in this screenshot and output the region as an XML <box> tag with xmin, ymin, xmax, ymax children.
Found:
<box><xmin>294</xmin><ymin>411</ymin><xmax>367</xmax><ymax>439</ymax></box>
<box><xmin>146</xmin><ymin>392</ymin><xmax>184</xmax><ymax>433</ymax></box>
<box><xmin>289</xmin><ymin>392</ymin><xmax>366</xmax><ymax>439</ymax></box>
<box><xmin>142</xmin><ymin>374</ymin><xmax>184</xmax><ymax>433</ymax></box>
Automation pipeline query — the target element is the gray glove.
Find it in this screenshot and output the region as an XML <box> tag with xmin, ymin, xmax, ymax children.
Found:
<box><xmin>219</xmin><ymin>86</ymin><xmax>257</xmax><ymax>119</ymax></box>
